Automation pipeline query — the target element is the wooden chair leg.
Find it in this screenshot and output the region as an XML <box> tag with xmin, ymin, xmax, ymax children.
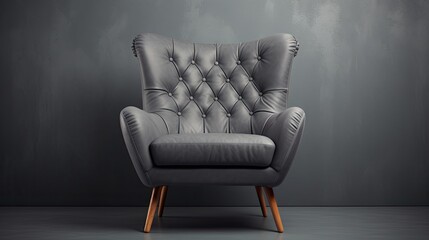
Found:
<box><xmin>264</xmin><ymin>187</ymin><xmax>284</xmax><ymax>233</ymax></box>
<box><xmin>143</xmin><ymin>187</ymin><xmax>162</xmax><ymax>233</ymax></box>
<box><xmin>158</xmin><ymin>186</ymin><xmax>168</xmax><ymax>217</ymax></box>
<box><xmin>255</xmin><ymin>186</ymin><xmax>267</xmax><ymax>217</ymax></box>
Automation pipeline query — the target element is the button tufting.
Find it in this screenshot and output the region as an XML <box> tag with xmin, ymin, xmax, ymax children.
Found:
<box><xmin>134</xmin><ymin>34</ymin><xmax>300</xmax><ymax>136</ymax></box>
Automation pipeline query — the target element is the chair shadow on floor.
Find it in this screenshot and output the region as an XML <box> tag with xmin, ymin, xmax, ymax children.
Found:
<box><xmin>41</xmin><ymin>207</ymin><xmax>280</xmax><ymax>233</ymax></box>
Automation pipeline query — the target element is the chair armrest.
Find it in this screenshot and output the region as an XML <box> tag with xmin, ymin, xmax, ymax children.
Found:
<box><xmin>120</xmin><ymin>106</ymin><xmax>168</xmax><ymax>186</ymax></box>
<box><xmin>262</xmin><ymin>107</ymin><xmax>305</xmax><ymax>185</ymax></box>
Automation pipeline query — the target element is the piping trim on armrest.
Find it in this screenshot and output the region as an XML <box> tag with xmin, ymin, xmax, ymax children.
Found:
<box><xmin>132</xmin><ymin>36</ymin><xmax>138</xmax><ymax>57</ymax></box>
<box><xmin>289</xmin><ymin>36</ymin><xmax>300</xmax><ymax>57</ymax></box>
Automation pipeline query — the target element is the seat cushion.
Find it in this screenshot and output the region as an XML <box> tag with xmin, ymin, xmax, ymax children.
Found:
<box><xmin>150</xmin><ymin>133</ymin><xmax>275</xmax><ymax>167</ymax></box>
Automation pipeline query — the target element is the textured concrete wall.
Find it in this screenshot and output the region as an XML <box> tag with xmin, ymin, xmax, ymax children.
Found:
<box><xmin>1</xmin><ymin>0</ymin><xmax>428</xmax><ymax>206</ymax></box>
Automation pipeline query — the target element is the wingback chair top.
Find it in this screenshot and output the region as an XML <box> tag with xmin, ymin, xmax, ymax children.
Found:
<box><xmin>132</xmin><ymin>33</ymin><xmax>298</xmax><ymax>134</ymax></box>
<box><xmin>121</xmin><ymin>33</ymin><xmax>305</xmax><ymax>233</ymax></box>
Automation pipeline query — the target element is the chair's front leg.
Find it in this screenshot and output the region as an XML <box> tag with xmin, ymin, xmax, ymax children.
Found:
<box><xmin>144</xmin><ymin>187</ymin><xmax>162</xmax><ymax>233</ymax></box>
<box><xmin>264</xmin><ymin>187</ymin><xmax>284</xmax><ymax>233</ymax></box>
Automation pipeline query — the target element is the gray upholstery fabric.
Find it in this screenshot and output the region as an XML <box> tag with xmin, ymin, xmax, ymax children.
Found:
<box><xmin>120</xmin><ymin>106</ymin><xmax>168</xmax><ymax>186</ymax></box>
<box><xmin>262</xmin><ymin>107</ymin><xmax>306</xmax><ymax>186</ymax></box>
<box><xmin>147</xmin><ymin>167</ymin><xmax>279</xmax><ymax>186</ymax></box>
<box><xmin>150</xmin><ymin>133</ymin><xmax>275</xmax><ymax>167</ymax></box>
<box><xmin>121</xmin><ymin>33</ymin><xmax>305</xmax><ymax>187</ymax></box>
<box><xmin>132</xmin><ymin>33</ymin><xmax>299</xmax><ymax>134</ymax></box>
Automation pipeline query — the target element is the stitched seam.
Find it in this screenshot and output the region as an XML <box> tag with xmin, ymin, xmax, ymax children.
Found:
<box><xmin>187</xmin><ymin>92</ymin><xmax>204</xmax><ymax>115</ymax></box>
<box><xmin>178</xmin><ymin>114</ymin><xmax>181</xmax><ymax>133</ymax></box>
<box><xmin>172</xmin><ymin>37</ymin><xmax>175</xmax><ymax>58</ymax></box>
<box><xmin>193</xmin><ymin>42</ymin><xmax>196</xmax><ymax>61</ymax></box>
<box><xmin>249</xmin><ymin>79</ymin><xmax>260</xmax><ymax>95</ymax></box>
<box><xmin>215</xmin><ymin>99</ymin><xmax>228</xmax><ymax>114</ymax></box>
<box><xmin>261</xmin><ymin>113</ymin><xmax>276</xmax><ymax>135</ymax></box>
<box><xmin>247</xmin><ymin>39</ymin><xmax>260</xmax><ymax>92</ymax></box>
<box><xmin>228</xmin><ymin>112</ymin><xmax>231</xmax><ymax>133</ymax></box>
<box><xmin>215</xmin><ymin>43</ymin><xmax>218</xmax><ymax>60</ymax></box>
<box><xmin>250</xmin><ymin>114</ymin><xmax>254</xmax><ymax>134</ymax></box>
<box><xmin>237</xmin><ymin>82</ymin><xmax>252</xmax><ymax>112</ymax></box>
<box><xmin>166</xmin><ymin>92</ymin><xmax>180</xmax><ymax>112</ymax></box>
<box><xmin>204</xmin><ymin>99</ymin><xmax>216</xmax><ymax>114</ymax></box>
<box><xmin>255</xmin><ymin>110</ymin><xmax>275</xmax><ymax>114</ymax></box>
<box><xmin>264</xmin><ymin>88</ymin><xmax>289</xmax><ymax>92</ymax></box>
<box><xmin>238</xmin><ymin>62</ymin><xmax>251</xmax><ymax>79</ymax></box>
<box><xmin>154</xmin><ymin>112</ymin><xmax>169</xmax><ymax>134</ymax></box>
<box><xmin>202</xmin><ymin>117</ymin><xmax>206</xmax><ymax>133</ymax></box>
<box><xmin>236</xmin><ymin>43</ymin><xmax>239</xmax><ymax>64</ymax></box>
<box><xmin>259</xmin><ymin>113</ymin><xmax>275</xmax><ymax>135</ymax></box>
<box><xmin>204</xmin><ymin>64</ymin><xmax>215</xmax><ymax>78</ymax></box>
<box><xmin>226</xmin><ymin>79</ymin><xmax>243</xmax><ymax>103</ymax></box>
<box><xmin>144</xmin><ymin>88</ymin><xmax>169</xmax><ymax>92</ymax></box>
<box><xmin>178</xmin><ymin>72</ymin><xmax>193</xmax><ymax>97</ymax></box>
<box><xmin>180</xmin><ymin>99</ymin><xmax>192</xmax><ymax>112</ymax></box>
<box><xmin>240</xmin><ymin>81</ymin><xmax>250</xmax><ymax>96</ymax></box>
<box><xmin>201</xmin><ymin>80</ymin><xmax>217</xmax><ymax>100</ymax></box>
<box><xmin>229</xmin><ymin>99</ymin><xmax>240</xmax><ymax>114</ymax></box>
<box><xmin>152</xmin><ymin>142</ymin><xmax>274</xmax><ymax>146</ymax></box>
<box><xmin>172</xmin><ymin>61</ymin><xmax>181</xmax><ymax>82</ymax></box>
<box><xmin>156</xmin><ymin>108</ymin><xmax>176</xmax><ymax>113</ymax></box>
<box><xmin>215</xmin><ymin>82</ymin><xmax>229</xmax><ymax>114</ymax></box>
<box><xmin>251</xmin><ymin>84</ymin><xmax>262</xmax><ymax>111</ymax></box>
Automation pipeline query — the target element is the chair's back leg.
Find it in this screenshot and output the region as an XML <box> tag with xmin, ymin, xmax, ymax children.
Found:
<box><xmin>264</xmin><ymin>187</ymin><xmax>284</xmax><ymax>233</ymax></box>
<box><xmin>158</xmin><ymin>186</ymin><xmax>168</xmax><ymax>217</ymax></box>
<box><xmin>144</xmin><ymin>187</ymin><xmax>162</xmax><ymax>233</ymax></box>
<box><xmin>255</xmin><ymin>186</ymin><xmax>267</xmax><ymax>217</ymax></box>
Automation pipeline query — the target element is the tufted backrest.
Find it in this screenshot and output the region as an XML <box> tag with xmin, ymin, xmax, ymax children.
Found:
<box><xmin>132</xmin><ymin>33</ymin><xmax>299</xmax><ymax>134</ymax></box>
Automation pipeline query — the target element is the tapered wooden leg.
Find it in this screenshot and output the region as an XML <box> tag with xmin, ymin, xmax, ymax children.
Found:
<box><xmin>264</xmin><ymin>187</ymin><xmax>284</xmax><ymax>233</ymax></box>
<box><xmin>158</xmin><ymin>186</ymin><xmax>168</xmax><ymax>217</ymax></box>
<box><xmin>255</xmin><ymin>186</ymin><xmax>267</xmax><ymax>217</ymax></box>
<box><xmin>144</xmin><ymin>187</ymin><xmax>162</xmax><ymax>233</ymax></box>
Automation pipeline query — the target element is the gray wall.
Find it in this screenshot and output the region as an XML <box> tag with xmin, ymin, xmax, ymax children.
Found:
<box><xmin>1</xmin><ymin>0</ymin><xmax>428</xmax><ymax>206</ymax></box>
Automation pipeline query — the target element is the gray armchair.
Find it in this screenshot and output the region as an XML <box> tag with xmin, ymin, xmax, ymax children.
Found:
<box><xmin>120</xmin><ymin>33</ymin><xmax>305</xmax><ymax>233</ymax></box>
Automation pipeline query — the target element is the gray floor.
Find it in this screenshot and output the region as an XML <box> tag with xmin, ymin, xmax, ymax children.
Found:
<box><xmin>0</xmin><ymin>207</ymin><xmax>428</xmax><ymax>240</ymax></box>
